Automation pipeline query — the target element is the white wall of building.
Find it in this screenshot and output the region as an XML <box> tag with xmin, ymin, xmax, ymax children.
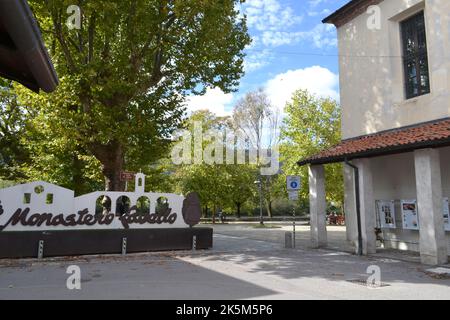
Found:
<box><xmin>338</xmin><ymin>0</ymin><xmax>450</xmax><ymax>139</ymax></box>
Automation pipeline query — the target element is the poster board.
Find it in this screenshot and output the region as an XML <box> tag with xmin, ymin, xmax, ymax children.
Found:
<box><xmin>377</xmin><ymin>200</ymin><xmax>396</xmax><ymax>229</ymax></box>
<box><xmin>401</xmin><ymin>200</ymin><xmax>419</xmax><ymax>230</ymax></box>
<box><xmin>443</xmin><ymin>198</ymin><xmax>450</xmax><ymax>231</ymax></box>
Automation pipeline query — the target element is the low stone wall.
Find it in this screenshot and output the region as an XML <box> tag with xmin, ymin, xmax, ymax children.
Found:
<box><xmin>0</xmin><ymin>228</ymin><xmax>213</xmax><ymax>259</ymax></box>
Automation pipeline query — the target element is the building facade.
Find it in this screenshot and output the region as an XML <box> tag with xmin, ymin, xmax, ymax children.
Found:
<box><xmin>300</xmin><ymin>0</ymin><xmax>450</xmax><ymax>265</ymax></box>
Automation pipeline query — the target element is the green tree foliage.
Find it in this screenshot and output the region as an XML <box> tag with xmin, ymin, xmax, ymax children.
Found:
<box><xmin>225</xmin><ymin>163</ymin><xmax>256</xmax><ymax>218</ymax></box>
<box><xmin>0</xmin><ymin>81</ymin><xmax>29</xmax><ymax>181</ymax></box>
<box><xmin>175</xmin><ymin>110</ymin><xmax>257</xmax><ymax>219</ymax></box>
<box><xmin>232</xmin><ymin>89</ymin><xmax>280</xmax><ymax>217</ymax></box>
<box><xmin>280</xmin><ymin>89</ymin><xmax>343</xmax><ymax>207</ymax></box>
<box><xmin>175</xmin><ymin>110</ymin><xmax>228</xmax><ymax>217</ymax></box>
<box><xmin>19</xmin><ymin>0</ymin><xmax>250</xmax><ymax>191</ymax></box>
<box><xmin>14</xmin><ymin>83</ymin><xmax>105</xmax><ymax>195</ymax></box>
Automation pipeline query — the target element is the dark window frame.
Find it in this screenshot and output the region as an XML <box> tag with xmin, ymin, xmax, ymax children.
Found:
<box><xmin>400</xmin><ymin>11</ymin><xmax>431</xmax><ymax>100</ymax></box>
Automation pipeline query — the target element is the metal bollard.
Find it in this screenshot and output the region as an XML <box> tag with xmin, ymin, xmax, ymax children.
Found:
<box><xmin>38</xmin><ymin>240</ymin><xmax>44</xmax><ymax>259</ymax></box>
<box><xmin>285</xmin><ymin>232</ymin><xmax>293</xmax><ymax>249</ymax></box>
<box><xmin>122</xmin><ymin>237</ymin><xmax>127</xmax><ymax>255</ymax></box>
<box><xmin>192</xmin><ymin>235</ymin><xmax>197</xmax><ymax>251</ymax></box>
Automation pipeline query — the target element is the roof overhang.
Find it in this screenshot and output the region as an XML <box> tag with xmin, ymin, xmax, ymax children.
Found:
<box><xmin>323</xmin><ymin>0</ymin><xmax>384</xmax><ymax>28</ymax></box>
<box><xmin>0</xmin><ymin>0</ymin><xmax>58</xmax><ymax>93</ymax></box>
<box><xmin>298</xmin><ymin>118</ymin><xmax>450</xmax><ymax>166</ymax></box>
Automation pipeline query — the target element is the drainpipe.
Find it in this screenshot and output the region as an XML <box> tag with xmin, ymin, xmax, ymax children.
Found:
<box><xmin>345</xmin><ymin>159</ymin><xmax>363</xmax><ymax>256</ymax></box>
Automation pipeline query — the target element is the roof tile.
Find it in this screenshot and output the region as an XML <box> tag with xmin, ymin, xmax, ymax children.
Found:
<box><xmin>298</xmin><ymin>118</ymin><xmax>450</xmax><ymax>166</ymax></box>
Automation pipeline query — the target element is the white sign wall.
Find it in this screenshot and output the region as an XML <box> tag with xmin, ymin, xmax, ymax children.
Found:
<box><xmin>0</xmin><ymin>173</ymin><xmax>190</xmax><ymax>232</ymax></box>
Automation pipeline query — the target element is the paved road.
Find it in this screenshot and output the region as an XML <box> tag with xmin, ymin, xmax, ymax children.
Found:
<box><xmin>0</xmin><ymin>225</ymin><xmax>449</xmax><ymax>300</ymax></box>
<box><xmin>211</xmin><ymin>223</ymin><xmax>354</xmax><ymax>252</ymax></box>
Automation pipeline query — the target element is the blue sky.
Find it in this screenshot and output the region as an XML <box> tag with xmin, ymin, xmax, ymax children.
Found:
<box><xmin>186</xmin><ymin>0</ymin><xmax>349</xmax><ymax>116</ymax></box>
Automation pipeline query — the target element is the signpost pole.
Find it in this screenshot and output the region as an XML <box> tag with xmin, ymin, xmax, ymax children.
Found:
<box><xmin>287</xmin><ymin>176</ymin><xmax>301</xmax><ymax>250</ymax></box>
<box><xmin>293</xmin><ymin>206</ymin><xmax>296</xmax><ymax>249</ymax></box>
<box><xmin>259</xmin><ymin>182</ymin><xmax>264</xmax><ymax>226</ymax></box>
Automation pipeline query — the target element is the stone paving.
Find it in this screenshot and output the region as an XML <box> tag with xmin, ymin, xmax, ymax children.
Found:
<box><xmin>209</xmin><ymin>223</ymin><xmax>354</xmax><ymax>252</ymax></box>
<box><xmin>0</xmin><ymin>223</ymin><xmax>448</xmax><ymax>300</ymax></box>
<box><xmin>209</xmin><ymin>223</ymin><xmax>423</xmax><ymax>263</ymax></box>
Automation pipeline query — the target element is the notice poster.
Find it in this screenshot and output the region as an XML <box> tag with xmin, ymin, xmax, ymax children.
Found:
<box><xmin>443</xmin><ymin>198</ymin><xmax>450</xmax><ymax>231</ymax></box>
<box><xmin>377</xmin><ymin>200</ymin><xmax>396</xmax><ymax>229</ymax></box>
<box><xmin>401</xmin><ymin>200</ymin><xmax>419</xmax><ymax>230</ymax></box>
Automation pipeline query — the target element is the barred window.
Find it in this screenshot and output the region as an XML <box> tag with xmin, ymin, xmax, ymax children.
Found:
<box><xmin>401</xmin><ymin>11</ymin><xmax>430</xmax><ymax>99</ymax></box>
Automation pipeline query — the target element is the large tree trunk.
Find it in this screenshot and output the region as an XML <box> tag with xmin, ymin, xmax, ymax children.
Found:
<box><xmin>89</xmin><ymin>140</ymin><xmax>126</xmax><ymax>191</ymax></box>
<box><xmin>265</xmin><ymin>199</ymin><xmax>273</xmax><ymax>219</ymax></box>
<box><xmin>235</xmin><ymin>202</ymin><xmax>241</xmax><ymax>219</ymax></box>
<box><xmin>72</xmin><ymin>153</ymin><xmax>85</xmax><ymax>196</ymax></box>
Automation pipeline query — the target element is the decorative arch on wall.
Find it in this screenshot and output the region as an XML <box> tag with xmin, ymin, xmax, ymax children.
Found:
<box><xmin>137</xmin><ymin>196</ymin><xmax>150</xmax><ymax>215</ymax></box>
<box><xmin>156</xmin><ymin>196</ymin><xmax>169</xmax><ymax>216</ymax></box>
<box><xmin>96</xmin><ymin>195</ymin><xmax>112</xmax><ymax>216</ymax></box>
<box><xmin>116</xmin><ymin>196</ymin><xmax>131</xmax><ymax>216</ymax></box>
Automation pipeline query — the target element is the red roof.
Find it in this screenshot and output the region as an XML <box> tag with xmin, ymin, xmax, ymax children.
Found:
<box><xmin>298</xmin><ymin>118</ymin><xmax>450</xmax><ymax>166</ymax></box>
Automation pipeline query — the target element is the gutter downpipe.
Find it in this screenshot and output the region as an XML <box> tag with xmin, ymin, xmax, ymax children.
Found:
<box><xmin>344</xmin><ymin>159</ymin><xmax>363</xmax><ymax>256</ymax></box>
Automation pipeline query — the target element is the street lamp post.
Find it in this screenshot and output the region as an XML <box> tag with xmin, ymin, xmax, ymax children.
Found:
<box><xmin>254</xmin><ymin>180</ymin><xmax>264</xmax><ymax>226</ymax></box>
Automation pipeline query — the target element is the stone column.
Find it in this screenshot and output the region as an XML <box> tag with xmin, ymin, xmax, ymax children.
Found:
<box><xmin>353</xmin><ymin>158</ymin><xmax>377</xmax><ymax>255</ymax></box>
<box><xmin>309</xmin><ymin>165</ymin><xmax>327</xmax><ymax>248</ymax></box>
<box><xmin>344</xmin><ymin>165</ymin><xmax>358</xmax><ymax>244</ymax></box>
<box><xmin>414</xmin><ymin>149</ymin><xmax>448</xmax><ymax>265</ymax></box>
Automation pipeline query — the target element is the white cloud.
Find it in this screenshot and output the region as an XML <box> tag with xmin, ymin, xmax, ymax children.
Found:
<box><xmin>244</xmin><ymin>49</ymin><xmax>272</xmax><ymax>72</ymax></box>
<box><xmin>184</xmin><ymin>67</ymin><xmax>339</xmax><ymax>119</ymax></box>
<box><xmin>184</xmin><ymin>87</ymin><xmax>234</xmax><ymax>117</ymax></box>
<box><xmin>240</xmin><ymin>0</ymin><xmax>338</xmax><ymax>74</ymax></box>
<box><xmin>265</xmin><ymin>66</ymin><xmax>339</xmax><ymax>112</ymax></box>
<box><xmin>243</xmin><ymin>0</ymin><xmax>303</xmax><ymax>33</ymax></box>
<box><xmin>308</xmin><ymin>0</ymin><xmax>332</xmax><ymax>9</ymax></box>
<box><xmin>261</xmin><ymin>23</ymin><xmax>337</xmax><ymax>48</ymax></box>
<box><xmin>242</xmin><ymin>0</ymin><xmax>337</xmax><ymax>48</ymax></box>
<box><xmin>308</xmin><ymin>8</ymin><xmax>332</xmax><ymax>17</ymax></box>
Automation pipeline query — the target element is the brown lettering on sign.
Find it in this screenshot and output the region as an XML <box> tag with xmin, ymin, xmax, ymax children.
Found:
<box><xmin>0</xmin><ymin>206</ymin><xmax>178</xmax><ymax>231</ymax></box>
<box><xmin>118</xmin><ymin>206</ymin><xmax>177</xmax><ymax>229</ymax></box>
<box><xmin>0</xmin><ymin>208</ymin><xmax>26</xmax><ymax>231</ymax></box>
